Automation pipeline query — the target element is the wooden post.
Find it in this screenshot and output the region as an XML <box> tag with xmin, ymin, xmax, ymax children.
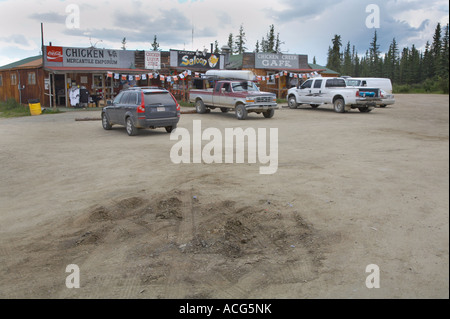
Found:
<box><xmin>52</xmin><ymin>72</ymin><xmax>57</xmax><ymax>109</ymax></box>
<box><xmin>182</xmin><ymin>78</ymin><xmax>185</xmax><ymax>102</ymax></box>
<box><xmin>110</xmin><ymin>74</ymin><xmax>113</xmax><ymax>105</ymax></box>
<box><xmin>64</xmin><ymin>73</ymin><xmax>68</xmax><ymax>108</ymax></box>
<box><xmin>277</xmin><ymin>76</ymin><xmax>281</xmax><ymax>99</ymax></box>
<box><xmin>102</xmin><ymin>73</ymin><xmax>106</xmax><ymax>107</ymax></box>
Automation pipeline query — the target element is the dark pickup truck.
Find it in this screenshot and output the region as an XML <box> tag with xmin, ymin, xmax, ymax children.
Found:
<box><xmin>189</xmin><ymin>80</ymin><xmax>278</xmax><ymax>120</ymax></box>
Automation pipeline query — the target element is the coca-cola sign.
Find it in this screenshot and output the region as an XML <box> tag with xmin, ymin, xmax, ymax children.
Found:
<box><xmin>46</xmin><ymin>46</ymin><xmax>63</xmax><ymax>62</ymax></box>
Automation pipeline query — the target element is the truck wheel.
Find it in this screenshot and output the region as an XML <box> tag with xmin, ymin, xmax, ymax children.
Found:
<box><xmin>358</xmin><ymin>107</ymin><xmax>374</xmax><ymax>113</ymax></box>
<box><xmin>333</xmin><ymin>98</ymin><xmax>346</xmax><ymax>113</ymax></box>
<box><xmin>288</xmin><ymin>96</ymin><xmax>298</xmax><ymax>109</ymax></box>
<box><xmin>195</xmin><ymin>99</ymin><xmax>206</xmax><ymax>114</ymax></box>
<box><xmin>235</xmin><ymin>104</ymin><xmax>248</xmax><ymax>120</ymax></box>
<box><xmin>263</xmin><ymin>109</ymin><xmax>275</xmax><ymax>118</ymax></box>
<box><xmin>220</xmin><ymin>107</ymin><xmax>229</xmax><ymax>113</ymax></box>
<box><xmin>126</xmin><ymin>117</ymin><xmax>138</xmax><ymax>136</ymax></box>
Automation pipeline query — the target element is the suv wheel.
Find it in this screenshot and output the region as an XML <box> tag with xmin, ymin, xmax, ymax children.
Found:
<box><xmin>165</xmin><ymin>126</ymin><xmax>176</xmax><ymax>133</ymax></box>
<box><xmin>126</xmin><ymin>117</ymin><xmax>138</xmax><ymax>136</ymax></box>
<box><xmin>102</xmin><ymin>112</ymin><xmax>112</xmax><ymax>130</ymax></box>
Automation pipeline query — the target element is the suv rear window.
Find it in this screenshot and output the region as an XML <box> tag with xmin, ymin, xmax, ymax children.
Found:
<box><xmin>144</xmin><ymin>92</ymin><xmax>176</xmax><ymax>106</ymax></box>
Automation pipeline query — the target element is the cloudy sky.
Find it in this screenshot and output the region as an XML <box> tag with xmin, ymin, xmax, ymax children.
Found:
<box><xmin>0</xmin><ymin>0</ymin><xmax>448</xmax><ymax>67</ymax></box>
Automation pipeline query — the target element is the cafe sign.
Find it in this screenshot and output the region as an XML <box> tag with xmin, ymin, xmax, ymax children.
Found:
<box><xmin>255</xmin><ymin>53</ymin><xmax>300</xmax><ymax>69</ymax></box>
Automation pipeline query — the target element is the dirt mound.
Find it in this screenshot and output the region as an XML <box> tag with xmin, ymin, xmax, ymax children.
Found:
<box><xmin>0</xmin><ymin>190</ymin><xmax>331</xmax><ymax>298</ymax></box>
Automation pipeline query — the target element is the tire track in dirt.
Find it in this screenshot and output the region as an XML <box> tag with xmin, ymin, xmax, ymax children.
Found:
<box><xmin>162</xmin><ymin>189</ymin><xmax>197</xmax><ymax>298</ymax></box>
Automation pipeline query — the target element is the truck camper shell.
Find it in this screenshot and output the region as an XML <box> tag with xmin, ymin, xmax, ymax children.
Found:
<box><xmin>205</xmin><ymin>70</ymin><xmax>256</xmax><ymax>81</ymax></box>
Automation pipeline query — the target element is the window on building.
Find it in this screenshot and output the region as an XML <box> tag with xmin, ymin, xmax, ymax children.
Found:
<box><xmin>0</xmin><ymin>74</ymin><xmax>3</xmax><ymax>86</ymax></box>
<box><xmin>93</xmin><ymin>74</ymin><xmax>103</xmax><ymax>88</ymax></box>
<box><xmin>267</xmin><ymin>72</ymin><xmax>276</xmax><ymax>85</ymax></box>
<box><xmin>11</xmin><ymin>73</ymin><xmax>17</xmax><ymax>86</ymax></box>
<box><xmin>28</xmin><ymin>72</ymin><xmax>36</xmax><ymax>85</ymax></box>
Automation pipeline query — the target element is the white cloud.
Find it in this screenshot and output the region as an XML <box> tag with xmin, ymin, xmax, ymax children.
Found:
<box><xmin>0</xmin><ymin>0</ymin><xmax>448</xmax><ymax>66</ymax></box>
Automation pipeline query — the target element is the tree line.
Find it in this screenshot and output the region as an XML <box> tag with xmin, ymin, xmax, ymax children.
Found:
<box><xmin>123</xmin><ymin>22</ymin><xmax>448</xmax><ymax>93</ymax></box>
<box><xmin>326</xmin><ymin>23</ymin><xmax>449</xmax><ymax>93</ymax></box>
<box><xmin>216</xmin><ymin>24</ymin><xmax>283</xmax><ymax>55</ymax></box>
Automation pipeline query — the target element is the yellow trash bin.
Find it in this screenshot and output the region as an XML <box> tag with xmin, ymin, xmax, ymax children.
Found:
<box><xmin>28</xmin><ymin>99</ymin><xmax>42</xmax><ymax>116</ymax></box>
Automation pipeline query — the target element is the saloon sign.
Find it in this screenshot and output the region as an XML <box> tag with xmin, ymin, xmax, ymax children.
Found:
<box><xmin>170</xmin><ymin>50</ymin><xmax>223</xmax><ymax>70</ymax></box>
<box><xmin>255</xmin><ymin>53</ymin><xmax>300</xmax><ymax>69</ymax></box>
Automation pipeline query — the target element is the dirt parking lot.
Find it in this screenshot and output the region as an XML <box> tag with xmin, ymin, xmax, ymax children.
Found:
<box><xmin>0</xmin><ymin>94</ymin><xmax>448</xmax><ymax>299</ymax></box>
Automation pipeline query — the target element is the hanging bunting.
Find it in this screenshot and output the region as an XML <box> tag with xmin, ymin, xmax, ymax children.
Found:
<box><xmin>107</xmin><ymin>71</ymin><xmax>113</xmax><ymax>78</ymax></box>
<box><xmin>114</xmin><ymin>73</ymin><xmax>120</xmax><ymax>80</ymax></box>
<box><xmin>142</xmin><ymin>74</ymin><xmax>147</xmax><ymax>80</ymax></box>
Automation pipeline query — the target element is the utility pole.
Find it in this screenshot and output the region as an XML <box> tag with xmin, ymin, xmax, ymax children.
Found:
<box><xmin>41</xmin><ymin>23</ymin><xmax>44</xmax><ymax>57</ymax></box>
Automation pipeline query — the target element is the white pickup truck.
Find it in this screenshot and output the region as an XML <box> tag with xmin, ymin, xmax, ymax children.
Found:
<box><xmin>287</xmin><ymin>77</ymin><xmax>384</xmax><ymax>113</ymax></box>
<box><xmin>344</xmin><ymin>77</ymin><xmax>395</xmax><ymax>107</ymax></box>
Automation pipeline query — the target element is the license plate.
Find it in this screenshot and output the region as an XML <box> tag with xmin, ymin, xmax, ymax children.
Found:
<box><xmin>157</xmin><ymin>107</ymin><xmax>165</xmax><ymax>112</ymax></box>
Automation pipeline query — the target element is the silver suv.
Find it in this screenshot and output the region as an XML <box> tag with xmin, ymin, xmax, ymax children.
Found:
<box><xmin>102</xmin><ymin>87</ymin><xmax>180</xmax><ymax>136</ymax></box>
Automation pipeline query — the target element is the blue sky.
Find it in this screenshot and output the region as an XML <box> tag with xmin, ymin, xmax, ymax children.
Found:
<box><xmin>0</xmin><ymin>0</ymin><xmax>448</xmax><ymax>67</ymax></box>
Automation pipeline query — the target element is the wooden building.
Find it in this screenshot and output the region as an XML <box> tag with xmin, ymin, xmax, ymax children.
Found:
<box><xmin>308</xmin><ymin>63</ymin><xmax>340</xmax><ymax>77</ymax></box>
<box><xmin>224</xmin><ymin>52</ymin><xmax>328</xmax><ymax>99</ymax></box>
<box><xmin>0</xmin><ymin>55</ymin><xmax>47</xmax><ymax>105</ymax></box>
<box><xmin>0</xmin><ymin>48</ymin><xmax>223</xmax><ymax>106</ymax></box>
<box><xmin>1</xmin><ymin>46</ymin><xmax>337</xmax><ymax>105</ymax></box>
